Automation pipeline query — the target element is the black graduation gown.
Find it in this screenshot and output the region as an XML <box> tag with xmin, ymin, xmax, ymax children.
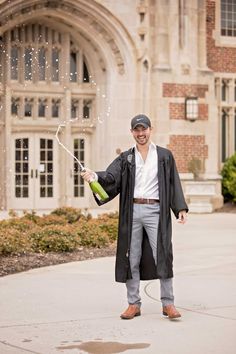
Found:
<box><xmin>95</xmin><ymin>145</ymin><xmax>188</xmax><ymax>282</ymax></box>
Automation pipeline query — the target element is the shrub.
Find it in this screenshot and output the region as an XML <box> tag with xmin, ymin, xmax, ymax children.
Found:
<box><xmin>22</xmin><ymin>210</ymin><xmax>40</xmax><ymax>223</ymax></box>
<box><xmin>51</xmin><ymin>207</ymin><xmax>84</xmax><ymax>223</ymax></box>
<box><xmin>0</xmin><ymin>218</ymin><xmax>35</xmax><ymax>232</ymax></box>
<box><xmin>97</xmin><ymin>214</ymin><xmax>118</xmax><ymax>242</ymax></box>
<box><xmin>221</xmin><ymin>153</ymin><xmax>236</xmax><ymax>203</ymax></box>
<box><xmin>8</xmin><ymin>209</ymin><xmax>18</xmax><ymax>218</ymax></box>
<box><xmin>76</xmin><ymin>219</ymin><xmax>110</xmax><ymax>248</ymax></box>
<box><xmin>0</xmin><ymin>208</ymin><xmax>119</xmax><ymax>255</ymax></box>
<box><xmin>0</xmin><ymin>229</ymin><xmax>31</xmax><ymax>255</ymax></box>
<box><xmin>36</xmin><ymin>214</ymin><xmax>68</xmax><ymax>226</ymax></box>
<box><xmin>28</xmin><ymin>225</ymin><xmax>78</xmax><ymax>253</ymax></box>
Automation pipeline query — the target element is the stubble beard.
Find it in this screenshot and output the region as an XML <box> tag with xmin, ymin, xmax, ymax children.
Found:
<box><xmin>135</xmin><ymin>135</ymin><xmax>150</xmax><ymax>146</ymax></box>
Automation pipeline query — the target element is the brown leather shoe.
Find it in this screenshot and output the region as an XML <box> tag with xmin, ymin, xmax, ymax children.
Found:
<box><xmin>163</xmin><ymin>304</ymin><xmax>181</xmax><ymax>319</ymax></box>
<box><xmin>120</xmin><ymin>304</ymin><xmax>141</xmax><ymax>320</ymax></box>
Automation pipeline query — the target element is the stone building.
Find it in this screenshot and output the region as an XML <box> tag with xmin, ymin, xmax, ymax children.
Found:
<box><xmin>0</xmin><ymin>0</ymin><xmax>235</xmax><ymax>213</ymax></box>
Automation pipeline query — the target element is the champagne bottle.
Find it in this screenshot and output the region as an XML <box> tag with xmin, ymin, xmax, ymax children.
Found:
<box><xmin>88</xmin><ymin>177</ymin><xmax>109</xmax><ymax>202</ymax></box>
<box><xmin>55</xmin><ymin>126</ymin><xmax>108</xmax><ymax>200</ymax></box>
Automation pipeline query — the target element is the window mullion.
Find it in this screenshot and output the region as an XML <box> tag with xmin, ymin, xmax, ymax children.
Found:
<box><xmin>6</xmin><ymin>31</ymin><xmax>11</xmax><ymax>82</ymax></box>
<box><xmin>78</xmin><ymin>50</ymin><xmax>83</xmax><ymax>85</ymax></box>
<box><xmin>78</xmin><ymin>98</ymin><xmax>83</xmax><ymax>120</ymax></box>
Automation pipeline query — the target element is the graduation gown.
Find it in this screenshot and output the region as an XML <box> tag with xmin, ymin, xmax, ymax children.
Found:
<box><xmin>95</xmin><ymin>145</ymin><xmax>188</xmax><ymax>282</ymax></box>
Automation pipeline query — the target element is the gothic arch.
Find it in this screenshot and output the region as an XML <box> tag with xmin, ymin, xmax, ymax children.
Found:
<box><xmin>0</xmin><ymin>0</ymin><xmax>138</xmax><ymax>77</ymax></box>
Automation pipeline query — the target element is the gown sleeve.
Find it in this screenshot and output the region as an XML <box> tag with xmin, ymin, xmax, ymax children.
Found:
<box><xmin>169</xmin><ymin>152</ymin><xmax>188</xmax><ymax>218</ymax></box>
<box><xmin>93</xmin><ymin>155</ymin><xmax>122</xmax><ymax>205</ymax></box>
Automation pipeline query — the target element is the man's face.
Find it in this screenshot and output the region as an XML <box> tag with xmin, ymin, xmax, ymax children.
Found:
<box><xmin>131</xmin><ymin>125</ymin><xmax>152</xmax><ymax>146</ymax></box>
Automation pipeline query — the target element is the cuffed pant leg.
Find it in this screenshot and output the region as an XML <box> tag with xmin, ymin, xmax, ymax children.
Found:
<box><xmin>160</xmin><ymin>278</ymin><xmax>174</xmax><ymax>306</ymax></box>
<box><xmin>142</xmin><ymin>204</ymin><xmax>174</xmax><ymax>307</ymax></box>
<box><xmin>126</xmin><ymin>204</ymin><xmax>143</xmax><ymax>306</ymax></box>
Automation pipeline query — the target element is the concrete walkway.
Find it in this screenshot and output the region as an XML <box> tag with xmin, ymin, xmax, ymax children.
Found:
<box><xmin>0</xmin><ymin>213</ymin><xmax>236</xmax><ymax>354</ymax></box>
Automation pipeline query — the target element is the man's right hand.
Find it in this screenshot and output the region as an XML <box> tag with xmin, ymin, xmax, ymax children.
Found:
<box><xmin>81</xmin><ymin>168</ymin><xmax>96</xmax><ymax>183</ymax></box>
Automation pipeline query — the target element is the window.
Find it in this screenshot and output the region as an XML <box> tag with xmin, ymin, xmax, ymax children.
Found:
<box><xmin>52</xmin><ymin>48</ymin><xmax>59</xmax><ymax>82</ymax></box>
<box><xmin>221</xmin><ymin>0</ymin><xmax>236</xmax><ymax>37</ymax></box>
<box><xmin>221</xmin><ymin>109</ymin><xmax>229</xmax><ymax>162</ymax></box>
<box><xmin>222</xmin><ymin>79</ymin><xmax>229</xmax><ymax>101</ymax></box>
<box><xmin>52</xmin><ymin>99</ymin><xmax>60</xmax><ymax>118</ymax></box>
<box><xmin>70</xmin><ymin>52</ymin><xmax>77</xmax><ymax>82</ymax></box>
<box><xmin>74</xmin><ymin>139</ymin><xmax>85</xmax><ymax>197</ymax></box>
<box><xmin>71</xmin><ymin>99</ymin><xmax>79</xmax><ymax>119</ymax></box>
<box><xmin>83</xmin><ymin>59</ymin><xmax>90</xmax><ymax>82</ymax></box>
<box><xmin>83</xmin><ymin>100</ymin><xmax>92</xmax><ymax>119</ymax></box>
<box><xmin>24</xmin><ymin>98</ymin><xmax>33</xmax><ymax>117</ymax></box>
<box><xmin>38</xmin><ymin>47</ymin><xmax>46</xmax><ymax>81</ymax></box>
<box><xmin>40</xmin><ymin>139</ymin><xmax>53</xmax><ymax>198</ymax></box>
<box><xmin>215</xmin><ymin>77</ymin><xmax>236</xmax><ymax>162</ymax></box>
<box><xmin>11</xmin><ymin>47</ymin><xmax>19</xmax><ymax>80</ymax></box>
<box><xmin>11</xmin><ymin>97</ymin><xmax>19</xmax><ymax>115</ymax></box>
<box><xmin>15</xmin><ymin>138</ymin><xmax>29</xmax><ymax>198</ymax></box>
<box><xmin>24</xmin><ymin>48</ymin><xmax>32</xmax><ymax>81</ymax></box>
<box><xmin>38</xmin><ymin>99</ymin><xmax>47</xmax><ymax>117</ymax></box>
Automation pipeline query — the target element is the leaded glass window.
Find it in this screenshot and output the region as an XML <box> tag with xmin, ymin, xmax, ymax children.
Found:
<box><xmin>74</xmin><ymin>139</ymin><xmax>85</xmax><ymax>197</ymax></box>
<box><xmin>221</xmin><ymin>0</ymin><xmax>236</xmax><ymax>36</ymax></box>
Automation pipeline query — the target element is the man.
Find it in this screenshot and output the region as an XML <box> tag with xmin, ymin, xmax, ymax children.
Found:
<box><xmin>81</xmin><ymin>114</ymin><xmax>188</xmax><ymax>320</ymax></box>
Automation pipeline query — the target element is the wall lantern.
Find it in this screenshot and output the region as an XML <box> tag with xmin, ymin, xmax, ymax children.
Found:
<box><xmin>185</xmin><ymin>97</ymin><xmax>198</xmax><ymax>122</ymax></box>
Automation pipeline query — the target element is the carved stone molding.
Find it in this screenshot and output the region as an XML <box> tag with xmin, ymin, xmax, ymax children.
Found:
<box><xmin>0</xmin><ymin>0</ymin><xmax>125</xmax><ymax>74</ymax></box>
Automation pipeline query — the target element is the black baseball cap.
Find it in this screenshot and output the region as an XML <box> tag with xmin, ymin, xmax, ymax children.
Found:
<box><xmin>131</xmin><ymin>114</ymin><xmax>151</xmax><ymax>130</ymax></box>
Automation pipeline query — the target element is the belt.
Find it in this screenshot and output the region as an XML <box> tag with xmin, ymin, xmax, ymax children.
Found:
<box><xmin>133</xmin><ymin>198</ymin><xmax>160</xmax><ymax>204</ymax></box>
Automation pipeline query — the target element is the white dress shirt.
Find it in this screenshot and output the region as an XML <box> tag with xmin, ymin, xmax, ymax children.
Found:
<box><xmin>134</xmin><ymin>142</ymin><xmax>159</xmax><ymax>199</ymax></box>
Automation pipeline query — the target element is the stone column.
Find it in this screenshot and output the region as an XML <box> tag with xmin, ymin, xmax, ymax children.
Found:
<box><xmin>198</xmin><ymin>0</ymin><xmax>207</xmax><ymax>69</ymax></box>
<box><xmin>4</xmin><ymin>87</ymin><xmax>11</xmax><ymax>209</ymax></box>
<box><xmin>0</xmin><ymin>100</ymin><xmax>4</xmax><ymax>210</ymax></box>
<box><xmin>154</xmin><ymin>0</ymin><xmax>170</xmax><ymax>69</ymax></box>
<box><xmin>61</xmin><ymin>33</ymin><xmax>70</xmax><ymax>87</ymax></box>
<box><xmin>58</xmin><ymin>88</ymin><xmax>72</xmax><ymax>207</ymax></box>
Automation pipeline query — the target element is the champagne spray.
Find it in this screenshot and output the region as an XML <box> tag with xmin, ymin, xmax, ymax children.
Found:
<box><xmin>55</xmin><ymin>124</ymin><xmax>109</xmax><ymax>202</ymax></box>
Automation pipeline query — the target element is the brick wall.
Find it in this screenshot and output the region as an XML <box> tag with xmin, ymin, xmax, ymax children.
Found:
<box><xmin>207</xmin><ymin>0</ymin><xmax>236</xmax><ymax>72</ymax></box>
<box><xmin>170</xmin><ymin>103</ymin><xmax>208</xmax><ymax>120</ymax></box>
<box><xmin>168</xmin><ymin>135</ymin><xmax>208</xmax><ymax>173</ymax></box>
<box><xmin>163</xmin><ymin>83</ymin><xmax>208</xmax><ymax>98</ymax></box>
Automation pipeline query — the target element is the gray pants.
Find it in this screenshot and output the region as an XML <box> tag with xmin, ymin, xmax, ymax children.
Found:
<box><xmin>126</xmin><ymin>203</ymin><xmax>174</xmax><ymax>307</ymax></box>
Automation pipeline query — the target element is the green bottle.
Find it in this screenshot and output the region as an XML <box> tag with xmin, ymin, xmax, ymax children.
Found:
<box><xmin>89</xmin><ymin>178</ymin><xmax>109</xmax><ymax>202</ymax></box>
<box><xmin>55</xmin><ymin>125</ymin><xmax>108</xmax><ymax>201</ymax></box>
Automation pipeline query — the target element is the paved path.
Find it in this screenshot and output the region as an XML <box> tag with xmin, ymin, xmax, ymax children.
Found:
<box><xmin>0</xmin><ymin>213</ymin><xmax>236</xmax><ymax>354</ymax></box>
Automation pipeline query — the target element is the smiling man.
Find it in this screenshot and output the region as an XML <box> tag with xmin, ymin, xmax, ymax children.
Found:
<box><xmin>81</xmin><ymin>114</ymin><xmax>188</xmax><ymax>320</ymax></box>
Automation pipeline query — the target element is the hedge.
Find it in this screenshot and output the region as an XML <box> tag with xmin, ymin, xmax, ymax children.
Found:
<box><xmin>221</xmin><ymin>153</ymin><xmax>236</xmax><ymax>203</ymax></box>
<box><xmin>0</xmin><ymin>207</ymin><xmax>118</xmax><ymax>255</ymax></box>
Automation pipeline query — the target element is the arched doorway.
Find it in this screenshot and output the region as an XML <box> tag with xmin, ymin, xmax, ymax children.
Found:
<box><xmin>1</xmin><ymin>23</ymin><xmax>96</xmax><ymax>210</ymax></box>
<box><xmin>0</xmin><ymin>0</ymin><xmax>137</xmax><ymax>212</ymax></box>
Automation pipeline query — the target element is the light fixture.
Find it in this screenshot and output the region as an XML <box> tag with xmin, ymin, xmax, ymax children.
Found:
<box><xmin>185</xmin><ymin>97</ymin><xmax>198</xmax><ymax>122</ymax></box>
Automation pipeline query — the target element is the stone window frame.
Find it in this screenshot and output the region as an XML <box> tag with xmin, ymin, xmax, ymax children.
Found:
<box><xmin>70</xmin><ymin>97</ymin><xmax>95</xmax><ymax>121</ymax></box>
<box><xmin>10</xmin><ymin>95</ymin><xmax>62</xmax><ymax>120</ymax></box>
<box><xmin>213</xmin><ymin>0</ymin><xmax>236</xmax><ymax>47</ymax></box>
<box><xmin>10</xmin><ymin>94</ymin><xmax>95</xmax><ymax>122</ymax></box>
<box><xmin>9</xmin><ymin>24</ymin><xmax>63</xmax><ymax>84</ymax></box>
<box><xmin>215</xmin><ymin>75</ymin><xmax>236</xmax><ymax>162</ymax></box>
<box><xmin>7</xmin><ymin>24</ymin><xmax>95</xmax><ymax>122</ymax></box>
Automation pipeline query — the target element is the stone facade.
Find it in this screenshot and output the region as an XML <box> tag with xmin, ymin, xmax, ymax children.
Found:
<box><xmin>0</xmin><ymin>0</ymin><xmax>234</xmax><ymax>213</ymax></box>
